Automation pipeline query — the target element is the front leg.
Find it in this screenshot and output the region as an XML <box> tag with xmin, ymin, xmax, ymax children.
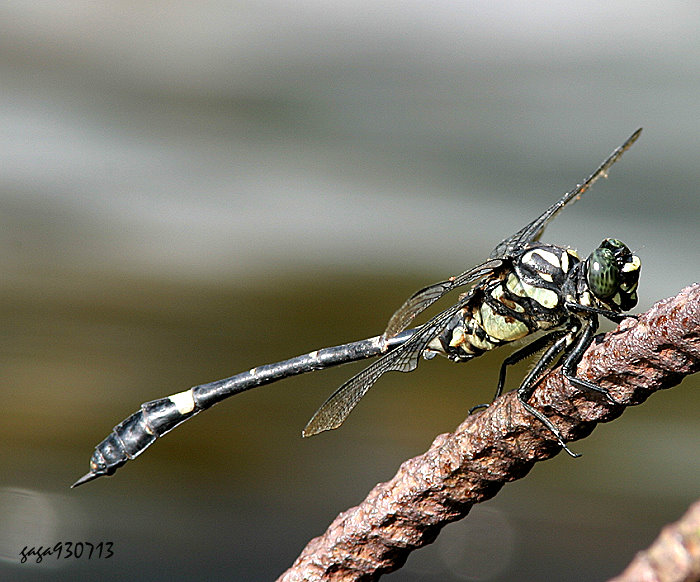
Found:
<box><xmin>561</xmin><ymin>315</ymin><xmax>620</xmax><ymax>406</ymax></box>
<box><xmin>564</xmin><ymin>301</ymin><xmax>636</xmax><ymax>324</ymax></box>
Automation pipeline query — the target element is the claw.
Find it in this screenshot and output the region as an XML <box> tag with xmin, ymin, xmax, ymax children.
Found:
<box><xmin>468</xmin><ymin>403</ymin><xmax>489</xmax><ymax>415</ymax></box>
<box><xmin>560</xmin><ymin>442</ymin><xmax>582</xmax><ymax>459</ymax></box>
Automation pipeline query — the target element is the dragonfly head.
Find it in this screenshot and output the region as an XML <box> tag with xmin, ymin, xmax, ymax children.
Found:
<box><xmin>585</xmin><ymin>238</ymin><xmax>640</xmax><ymax>312</ymax></box>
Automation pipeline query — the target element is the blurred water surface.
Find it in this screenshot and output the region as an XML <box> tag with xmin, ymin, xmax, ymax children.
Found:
<box><xmin>0</xmin><ymin>2</ymin><xmax>698</xmax><ymax>581</ymax></box>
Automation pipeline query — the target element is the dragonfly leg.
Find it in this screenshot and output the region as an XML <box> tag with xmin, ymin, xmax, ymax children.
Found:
<box><xmin>561</xmin><ymin>316</ymin><xmax>620</xmax><ymax>406</ymax></box>
<box><xmin>468</xmin><ymin>330</ymin><xmax>566</xmax><ymax>415</ymax></box>
<box><xmin>516</xmin><ymin>329</ymin><xmax>581</xmax><ymax>457</ymax></box>
<box><xmin>517</xmin><ymin>314</ymin><xmax>621</xmax><ymax>457</ymax></box>
<box><xmin>564</xmin><ymin>301</ymin><xmax>636</xmax><ymax>324</ymax></box>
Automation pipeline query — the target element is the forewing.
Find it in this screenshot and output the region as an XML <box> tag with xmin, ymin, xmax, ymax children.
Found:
<box><xmin>303</xmin><ymin>292</ymin><xmax>474</xmax><ymax>437</ymax></box>
<box><xmin>489</xmin><ymin>128</ymin><xmax>642</xmax><ymax>260</ymax></box>
<box><xmin>382</xmin><ymin>259</ymin><xmax>502</xmax><ymax>340</ymax></box>
<box><xmin>306</xmin><ymin>130</ymin><xmax>643</xmax><ymax>438</ymax></box>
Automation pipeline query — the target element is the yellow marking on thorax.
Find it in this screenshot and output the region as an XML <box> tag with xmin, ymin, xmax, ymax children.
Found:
<box><xmin>520</xmin><ymin>279</ymin><xmax>559</xmax><ymax>309</ymax></box>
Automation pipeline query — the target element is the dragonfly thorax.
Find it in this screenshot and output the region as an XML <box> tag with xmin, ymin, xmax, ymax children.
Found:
<box><xmin>511</xmin><ymin>244</ymin><xmax>581</xmax><ymax>314</ymax></box>
<box><xmin>425</xmin><ymin>243</ymin><xmax>582</xmax><ymax>362</ymax></box>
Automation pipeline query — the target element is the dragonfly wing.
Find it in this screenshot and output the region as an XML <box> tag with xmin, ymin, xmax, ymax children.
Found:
<box><xmin>309</xmin><ymin>130</ymin><xmax>643</xmax><ymax>437</ymax></box>
<box><xmin>303</xmin><ymin>293</ymin><xmax>473</xmax><ymax>437</ymax></box>
<box><xmin>382</xmin><ymin>259</ymin><xmax>502</xmax><ymax>340</ymax></box>
<box><xmin>382</xmin><ymin>129</ymin><xmax>641</xmax><ymax>339</ymax></box>
<box><xmin>489</xmin><ymin>128</ymin><xmax>642</xmax><ymax>260</ymax></box>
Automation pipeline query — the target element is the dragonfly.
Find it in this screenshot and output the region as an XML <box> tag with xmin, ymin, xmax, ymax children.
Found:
<box><xmin>72</xmin><ymin>129</ymin><xmax>642</xmax><ymax>487</ymax></box>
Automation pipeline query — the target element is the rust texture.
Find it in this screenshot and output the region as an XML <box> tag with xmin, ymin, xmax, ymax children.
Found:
<box><xmin>608</xmin><ymin>498</ymin><xmax>700</xmax><ymax>582</ymax></box>
<box><xmin>278</xmin><ymin>285</ymin><xmax>700</xmax><ymax>582</ymax></box>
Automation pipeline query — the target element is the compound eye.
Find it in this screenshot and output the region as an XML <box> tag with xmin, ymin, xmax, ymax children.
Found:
<box><xmin>601</xmin><ymin>238</ymin><xmax>626</xmax><ymax>252</ymax></box>
<box><xmin>587</xmin><ymin>248</ymin><xmax>619</xmax><ymax>299</ymax></box>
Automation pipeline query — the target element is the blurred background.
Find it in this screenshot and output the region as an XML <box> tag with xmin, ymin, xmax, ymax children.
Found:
<box><xmin>0</xmin><ymin>2</ymin><xmax>698</xmax><ymax>580</ymax></box>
